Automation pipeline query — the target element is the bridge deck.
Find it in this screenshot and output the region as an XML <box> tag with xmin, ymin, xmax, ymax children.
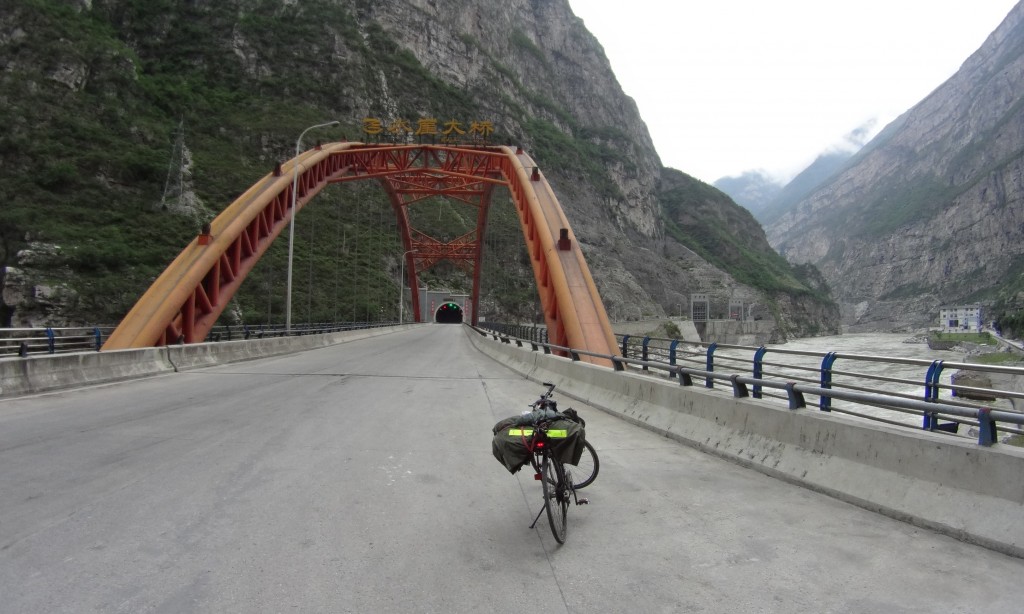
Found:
<box><xmin>0</xmin><ymin>326</ymin><xmax>1019</xmax><ymax>612</ymax></box>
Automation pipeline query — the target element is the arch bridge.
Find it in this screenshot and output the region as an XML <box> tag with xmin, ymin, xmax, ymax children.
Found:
<box><xmin>103</xmin><ymin>143</ymin><xmax>618</xmax><ymax>363</ymax></box>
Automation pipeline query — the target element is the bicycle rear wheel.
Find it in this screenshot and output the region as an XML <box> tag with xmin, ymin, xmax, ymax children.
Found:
<box><xmin>566</xmin><ymin>440</ymin><xmax>599</xmax><ymax>490</ymax></box>
<box><xmin>541</xmin><ymin>453</ymin><xmax>569</xmax><ymax>544</ymax></box>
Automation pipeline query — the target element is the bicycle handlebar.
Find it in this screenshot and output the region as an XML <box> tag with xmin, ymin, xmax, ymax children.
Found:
<box><xmin>530</xmin><ymin>382</ymin><xmax>557</xmax><ymax>409</ymax></box>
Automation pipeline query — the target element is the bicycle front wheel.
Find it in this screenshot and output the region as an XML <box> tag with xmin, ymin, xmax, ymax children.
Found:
<box><xmin>541</xmin><ymin>453</ymin><xmax>569</xmax><ymax>544</ymax></box>
<box><xmin>567</xmin><ymin>440</ymin><xmax>599</xmax><ymax>490</ymax></box>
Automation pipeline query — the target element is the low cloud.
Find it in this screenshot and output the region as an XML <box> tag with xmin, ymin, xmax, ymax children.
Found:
<box><xmin>834</xmin><ymin>118</ymin><xmax>879</xmax><ymax>152</ymax></box>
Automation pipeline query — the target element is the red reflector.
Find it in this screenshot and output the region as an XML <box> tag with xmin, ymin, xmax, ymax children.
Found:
<box><xmin>534</xmin><ymin>473</ymin><xmax>542</xmax><ymax>480</ymax></box>
<box><xmin>536</xmin><ymin>441</ymin><xmax>545</xmax><ymax>448</ymax></box>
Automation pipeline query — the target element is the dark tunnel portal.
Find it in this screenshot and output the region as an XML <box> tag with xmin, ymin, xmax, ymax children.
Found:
<box><xmin>436</xmin><ymin>302</ymin><xmax>463</xmax><ymax>324</ymax></box>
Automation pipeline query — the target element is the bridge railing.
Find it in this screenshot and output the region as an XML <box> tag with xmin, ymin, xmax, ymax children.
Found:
<box><xmin>474</xmin><ymin>323</ymin><xmax>1024</xmax><ymax>446</ymax></box>
<box><xmin>0</xmin><ymin>321</ymin><xmax>401</xmax><ymax>358</ymax></box>
<box><xmin>0</xmin><ymin>327</ymin><xmax>117</xmax><ymax>357</ymax></box>
<box><xmin>478</xmin><ymin>322</ymin><xmax>549</xmax><ymax>345</ymax></box>
<box><xmin>200</xmin><ymin>321</ymin><xmax>398</xmax><ymax>343</ymax></box>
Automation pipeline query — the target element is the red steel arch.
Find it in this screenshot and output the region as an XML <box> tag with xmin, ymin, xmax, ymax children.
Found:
<box><xmin>103</xmin><ymin>143</ymin><xmax>619</xmax><ymax>363</ymax></box>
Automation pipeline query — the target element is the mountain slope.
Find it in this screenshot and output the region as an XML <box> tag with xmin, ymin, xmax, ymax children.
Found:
<box><xmin>766</xmin><ymin>2</ymin><xmax>1024</xmax><ymax>330</ymax></box>
<box><xmin>0</xmin><ymin>0</ymin><xmax>837</xmax><ymax>339</ymax></box>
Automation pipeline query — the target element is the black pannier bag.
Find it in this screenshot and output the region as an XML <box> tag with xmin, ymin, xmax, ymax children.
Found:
<box><xmin>491</xmin><ymin>412</ymin><xmax>585</xmax><ymax>475</ymax></box>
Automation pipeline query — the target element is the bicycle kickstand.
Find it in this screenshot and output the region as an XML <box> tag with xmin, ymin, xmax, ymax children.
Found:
<box><xmin>529</xmin><ymin>504</ymin><xmax>547</xmax><ymax>529</ymax></box>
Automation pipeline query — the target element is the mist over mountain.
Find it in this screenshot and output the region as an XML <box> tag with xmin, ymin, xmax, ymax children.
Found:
<box><xmin>717</xmin><ymin>120</ymin><xmax>876</xmax><ymax>224</ymax></box>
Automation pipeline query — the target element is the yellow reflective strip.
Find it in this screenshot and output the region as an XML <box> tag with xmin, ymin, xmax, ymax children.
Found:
<box><xmin>547</xmin><ymin>429</ymin><xmax>568</xmax><ymax>438</ymax></box>
<box><xmin>508</xmin><ymin>429</ymin><xmax>534</xmax><ymax>436</ymax></box>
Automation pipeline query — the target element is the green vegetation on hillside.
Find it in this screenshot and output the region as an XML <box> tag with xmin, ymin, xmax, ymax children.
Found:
<box><xmin>975</xmin><ymin>255</ymin><xmax>1024</xmax><ymax>338</ymax></box>
<box><xmin>859</xmin><ymin>178</ymin><xmax>960</xmax><ymax>237</ymax></box>
<box><xmin>929</xmin><ymin>331</ymin><xmax>996</xmax><ymax>345</ymax></box>
<box><xmin>656</xmin><ymin>169</ymin><xmax>839</xmax><ymax>337</ymax></box>
<box><xmin>658</xmin><ymin>171</ymin><xmax>827</xmax><ymax>299</ymax></box>
<box><xmin>996</xmin><ymin>310</ymin><xmax>1024</xmax><ymax>339</ymax></box>
<box><xmin>0</xmin><ymin>0</ymin><xmax>503</xmax><ymax>325</ymax></box>
<box><xmin>971</xmin><ymin>352</ymin><xmax>1023</xmax><ymax>365</ymax></box>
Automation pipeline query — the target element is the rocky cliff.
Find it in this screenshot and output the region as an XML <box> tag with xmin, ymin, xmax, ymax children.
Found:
<box><xmin>0</xmin><ymin>0</ymin><xmax>838</xmax><ymax>340</ymax></box>
<box><xmin>766</xmin><ymin>2</ymin><xmax>1024</xmax><ymax>331</ymax></box>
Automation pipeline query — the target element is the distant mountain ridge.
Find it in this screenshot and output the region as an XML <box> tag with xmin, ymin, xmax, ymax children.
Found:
<box><xmin>714</xmin><ymin>148</ymin><xmax>856</xmax><ymax>224</ymax></box>
<box><xmin>712</xmin><ymin>171</ymin><xmax>781</xmax><ymax>217</ymax></box>
<box><xmin>764</xmin><ymin>1</ymin><xmax>1024</xmax><ymax>331</ymax></box>
<box><xmin>756</xmin><ymin>149</ymin><xmax>855</xmax><ymax>225</ymax></box>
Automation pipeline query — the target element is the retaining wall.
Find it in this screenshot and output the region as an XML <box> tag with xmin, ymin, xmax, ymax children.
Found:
<box><xmin>466</xmin><ymin>328</ymin><xmax>1024</xmax><ymax>559</ymax></box>
<box><xmin>0</xmin><ymin>325</ymin><xmax>418</xmax><ymax>398</ymax></box>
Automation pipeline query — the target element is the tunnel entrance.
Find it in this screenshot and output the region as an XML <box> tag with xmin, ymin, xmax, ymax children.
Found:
<box><xmin>435</xmin><ymin>302</ymin><xmax>464</xmax><ymax>324</ymax></box>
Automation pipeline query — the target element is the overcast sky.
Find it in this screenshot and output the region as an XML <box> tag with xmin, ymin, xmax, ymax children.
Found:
<box><xmin>566</xmin><ymin>0</ymin><xmax>1019</xmax><ymax>184</ymax></box>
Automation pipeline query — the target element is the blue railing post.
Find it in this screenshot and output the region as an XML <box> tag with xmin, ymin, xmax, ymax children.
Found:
<box><xmin>668</xmin><ymin>339</ymin><xmax>680</xmax><ymax>378</ymax></box>
<box><xmin>752</xmin><ymin>346</ymin><xmax>767</xmax><ymax>399</ymax></box>
<box><xmin>820</xmin><ymin>352</ymin><xmax>837</xmax><ymax>411</ymax></box>
<box><xmin>641</xmin><ymin>336</ymin><xmax>651</xmax><ymax>371</ymax></box>
<box><xmin>924</xmin><ymin>360</ymin><xmax>944</xmax><ymax>401</ymax></box>
<box><xmin>923</xmin><ymin>360</ymin><xmax>944</xmax><ymax>429</ymax></box>
<box><xmin>705</xmin><ymin>343</ymin><xmax>717</xmax><ymax>388</ymax></box>
<box><xmin>977</xmin><ymin>407</ymin><xmax>997</xmax><ymax>446</ymax></box>
<box><xmin>45</xmin><ymin>328</ymin><xmax>56</xmax><ymax>354</ymax></box>
<box><xmin>93</xmin><ymin>327</ymin><xmax>102</xmax><ymax>351</ymax></box>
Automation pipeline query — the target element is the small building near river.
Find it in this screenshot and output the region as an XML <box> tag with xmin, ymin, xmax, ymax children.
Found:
<box><xmin>938</xmin><ymin>305</ymin><xmax>983</xmax><ymax>332</ymax></box>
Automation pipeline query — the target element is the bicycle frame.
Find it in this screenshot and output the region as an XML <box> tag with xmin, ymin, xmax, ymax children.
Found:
<box><xmin>513</xmin><ymin>382</ymin><xmax>592</xmax><ymax>544</ymax></box>
<box><xmin>525</xmin><ymin>424</ymin><xmax>582</xmax><ymax>544</ymax></box>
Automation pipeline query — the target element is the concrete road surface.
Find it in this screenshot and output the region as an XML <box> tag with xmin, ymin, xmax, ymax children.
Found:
<box><xmin>1</xmin><ymin>325</ymin><xmax>1021</xmax><ymax>613</ymax></box>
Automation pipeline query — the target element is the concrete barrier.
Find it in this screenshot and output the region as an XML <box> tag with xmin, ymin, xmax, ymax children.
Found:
<box><xmin>0</xmin><ymin>347</ymin><xmax>174</xmax><ymax>397</ymax></box>
<box><xmin>0</xmin><ymin>325</ymin><xmax>421</xmax><ymax>398</ymax></box>
<box><xmin>466</xmin><ymin>327</ymin><xmax>1024</xmax><ymax>558</ymax></box>
<box><xmin>165</xmin><ymin>325</ymin><xmax>416</xmax><ymax>371</ymax></box>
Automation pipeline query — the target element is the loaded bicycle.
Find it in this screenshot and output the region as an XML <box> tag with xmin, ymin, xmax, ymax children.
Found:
<box><xmin>492</xmin><ymin>383</ymin><xmax>599</xmax><ymax>544</ymax></box>
<box><xmin>526</xmin><ymin>383</ymin><xmax>599</xmax><ymax>490</ymax></box>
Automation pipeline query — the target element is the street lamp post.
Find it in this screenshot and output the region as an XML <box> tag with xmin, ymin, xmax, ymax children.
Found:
<box><xmin>285</xmin><ymin>120</ymin><xmax>339</xmax><ymax>333</ymax></box>
<box><xmin>399</xmin><ymin>249</ymin><xmax>417</xmax><ymax>324</ymax></box>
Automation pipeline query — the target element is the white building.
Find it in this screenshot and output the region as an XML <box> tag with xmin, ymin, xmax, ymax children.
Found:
<box><xmin>938</xmin><ymin>305</ymin><xmax>984</xmax><ymax>332</ymax></box>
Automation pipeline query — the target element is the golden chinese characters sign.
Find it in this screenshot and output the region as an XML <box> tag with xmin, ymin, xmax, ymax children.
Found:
<box><xmin>362</xmin><ymin>117</ymin><xmax>495</xmax><ymax>144</ymax></box>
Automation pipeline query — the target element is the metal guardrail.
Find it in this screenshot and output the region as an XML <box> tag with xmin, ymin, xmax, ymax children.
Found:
<box><xmin>480</xmin><ymin>322</ymin><xmax>549</xmax><ymax>345</ymax></box>
<box><xmin>0</xmin><ymin>327</ymin><xmax>117</xmax><ymax>357</ymax></box>
<box><xmin>200</xmin><ymin>321</ymin><xmax>400</xmax><ymax>343</ymax></box>
<box><xmin>474</xmin><ymin>323</ymin><xmax>1024</xmax><ymax>447</ymax></box>
<box><xmin>0</xmin><ymin>321</ymin><xmax>401</xmax><ymax>358</ymax></box>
